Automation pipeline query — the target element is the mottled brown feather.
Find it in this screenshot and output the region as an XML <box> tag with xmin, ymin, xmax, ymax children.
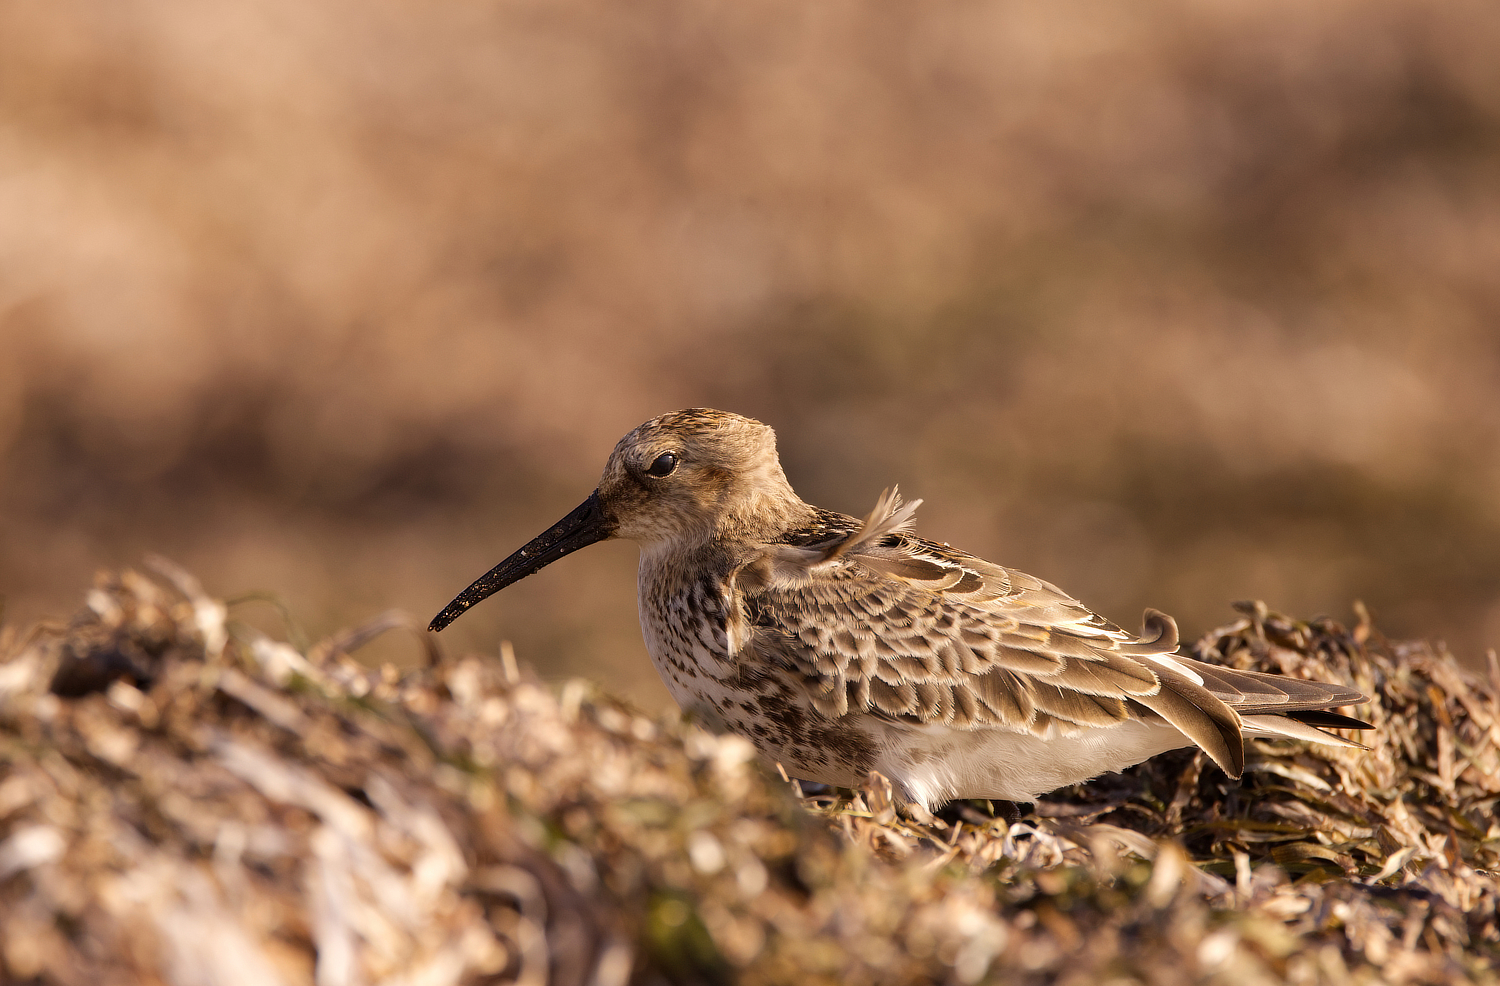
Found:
<box><xmin>744</xmin><ymin>493</ymin><xmax>1363</xmax><ymax>776</ymax></box>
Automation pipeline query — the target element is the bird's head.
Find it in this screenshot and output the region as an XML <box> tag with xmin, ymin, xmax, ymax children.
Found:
<box><xmin>428</xmin><ymin>408</ymin><xmax>805</xmax><ymax>631</ymax></box>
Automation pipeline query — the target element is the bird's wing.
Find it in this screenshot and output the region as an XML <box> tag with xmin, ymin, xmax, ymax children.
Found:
<box><xmin>736</xmin><ymin>491</ymin><xmax>1368</xmax><ymax>778</ymax></box>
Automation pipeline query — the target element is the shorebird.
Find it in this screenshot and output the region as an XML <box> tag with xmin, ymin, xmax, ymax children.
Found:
<box><xmin>430</xmin><ymin>408</ymin><xmax>1369</xmax><ymax>809</ymax></box>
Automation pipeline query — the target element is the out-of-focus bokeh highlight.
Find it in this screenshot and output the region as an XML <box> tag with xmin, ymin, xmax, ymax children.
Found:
<box><xmin>3</xmin><ymin>0</ymin><xmax>1499</xmax><ymax>709</ymax></box>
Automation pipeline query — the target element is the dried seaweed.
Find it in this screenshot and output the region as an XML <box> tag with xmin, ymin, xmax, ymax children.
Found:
<box><xmin>1</xmin><ymin>569</ymin><xmax>1496</xmax><ymax>985</ymax></box>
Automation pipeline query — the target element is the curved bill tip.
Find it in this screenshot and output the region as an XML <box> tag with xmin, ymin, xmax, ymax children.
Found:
<box><xmin>428</xmin><ymin>491</ymin><xmax>612</xmax><ymax>632</ymax></box>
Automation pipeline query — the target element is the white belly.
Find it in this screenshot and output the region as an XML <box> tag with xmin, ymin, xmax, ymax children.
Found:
<box><xmin>870</xmin><ymin>718</ymin><xmax>1193</xmax><ymax>806</ymax></box>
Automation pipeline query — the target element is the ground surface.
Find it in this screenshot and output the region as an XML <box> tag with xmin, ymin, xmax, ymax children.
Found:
<box><xmin>0</xmin><ymin>564</ymin><xmax>1496</xmax><ymax>984</ymax></box>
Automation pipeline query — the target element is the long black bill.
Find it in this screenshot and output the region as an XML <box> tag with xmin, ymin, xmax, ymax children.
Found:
<box><xmin>428</xmin><ymin>491</ymin><xmax>613</xmax><ymax>632</ymax></box>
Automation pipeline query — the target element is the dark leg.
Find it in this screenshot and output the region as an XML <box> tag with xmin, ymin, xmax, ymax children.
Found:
<box><xmin>993</xmin><ymin>800</ymin><xmax>1024</xmax><ymax>825</ymax></box>
<box><xmin>937</xmin><ymin>799</ymin><xmax>1026</xmax><ymax>827</ymax></box>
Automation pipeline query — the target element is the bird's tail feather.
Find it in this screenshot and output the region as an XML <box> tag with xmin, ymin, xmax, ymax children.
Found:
<box><xmin>1240</xmin><ymin>713</ymin><xmax>1370</xmax><ymax>749</ymax></box>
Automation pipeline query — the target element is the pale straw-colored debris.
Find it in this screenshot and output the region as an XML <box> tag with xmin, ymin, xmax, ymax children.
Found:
<box><xmin>1</xmin><ymin>569</ymin><xmax>1496</xmax><ymax>984</ymax></box>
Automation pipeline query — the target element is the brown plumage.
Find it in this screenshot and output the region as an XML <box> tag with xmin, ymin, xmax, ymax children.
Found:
<box><xmin>431</xmin><ymin>409</ymin><xmax>1370</xmax><ymax>808</ymax></box>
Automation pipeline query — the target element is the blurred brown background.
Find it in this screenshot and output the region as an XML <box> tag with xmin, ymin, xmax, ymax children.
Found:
<box><xmin>3</xmin><ymin>0</ymin><xmax>1499</xmax><ymax>710</ymax></box>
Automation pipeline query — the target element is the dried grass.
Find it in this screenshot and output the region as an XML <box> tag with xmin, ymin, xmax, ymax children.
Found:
<box><xmin>1</xmin><ymin>566</ymin><xmax>1495</xmax><ymax>984</ymax></box>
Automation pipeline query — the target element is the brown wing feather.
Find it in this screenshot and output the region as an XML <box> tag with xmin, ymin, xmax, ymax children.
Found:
<box><xmin>742</xmin><ymin>505</ymin><xmax>1367</xmax><ymax>774</ymax></box>
<box><xmin>1185</xmin><ymin>661</ymin><xmax>1367</xmax><ymax>714</ymax></box>
<box><xmin>1128</xmin><ymin>666</ymin><xmax>1245</xmax><ymax>776</ymax></box>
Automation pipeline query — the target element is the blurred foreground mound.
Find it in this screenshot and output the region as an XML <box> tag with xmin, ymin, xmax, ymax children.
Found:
<box><xmin>0</xmin><ymin>565</ymin><xmax>1496</xmax><ymax>985</ymax></box>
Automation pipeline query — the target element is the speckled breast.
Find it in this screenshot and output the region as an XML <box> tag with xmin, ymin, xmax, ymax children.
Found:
<box><xmin>636</xmin><ymin>556</ymin><xmax>876</xmax><ymax>789</ymax></box>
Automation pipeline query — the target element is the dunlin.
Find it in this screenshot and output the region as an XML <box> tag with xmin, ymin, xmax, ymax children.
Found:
<box><xmin>431</xmin><ymin>409</ymin><xmax>1369</xmax><ymax>809</ymax></box>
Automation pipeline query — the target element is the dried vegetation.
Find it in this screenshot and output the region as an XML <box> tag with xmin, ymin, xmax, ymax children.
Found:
<box><xmin>0</xmin><ymin>565</ymin><xmax>1496</xmax><ymax>985</ymax></box>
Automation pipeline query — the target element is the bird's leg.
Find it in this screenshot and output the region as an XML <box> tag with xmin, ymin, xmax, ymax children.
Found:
<box><xmin>993</xmin><ymin>800</ymin><xmax>1027</xmax><ymax>825</ymax></box>
<box><xmin>936</xmin><ymin>799</ymin><xmax>1027</xmax><ymax>827</ymax></box>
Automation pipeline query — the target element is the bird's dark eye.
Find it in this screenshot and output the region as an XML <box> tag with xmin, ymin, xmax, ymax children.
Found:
<box><xmin>646</xmin><ymin>452</ymin><xmax>679</xmax><ymax>477</ymax></box>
